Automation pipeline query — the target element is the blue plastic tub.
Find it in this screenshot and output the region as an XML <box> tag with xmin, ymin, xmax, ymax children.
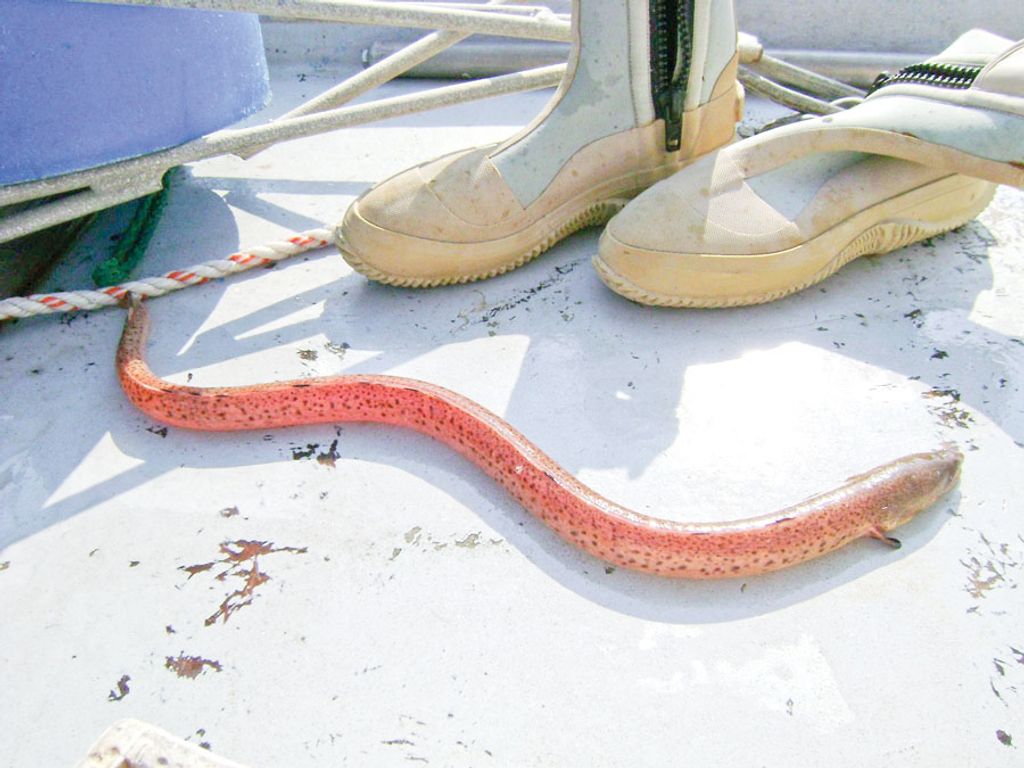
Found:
<box><xmin>0</xmin><ymin>0</ymin><xmax>270</xmax><ymax>186</ymax></box>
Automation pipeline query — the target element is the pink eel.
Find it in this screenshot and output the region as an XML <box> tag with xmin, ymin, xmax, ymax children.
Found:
<box><xmin>117</xmin><ymin>297</ymin><xmax>962</xmax><ymax>579</ymax></box>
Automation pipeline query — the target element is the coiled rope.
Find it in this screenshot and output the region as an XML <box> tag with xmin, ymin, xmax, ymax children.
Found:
<box><xmin>0</xmin><ymin>228</ymin><xmax>332</xmax><ymax>321</ymax></box>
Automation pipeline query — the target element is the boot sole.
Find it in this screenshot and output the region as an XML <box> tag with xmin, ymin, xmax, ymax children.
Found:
<box><xmin>594</xmin><ymin>175</ymin><xmax>996</xmax><ymax>308</ymax></box>
<box><xmin>339</xmin><ymin>196</ymin><xmax>629</xmax><ymax>288</ymax></box>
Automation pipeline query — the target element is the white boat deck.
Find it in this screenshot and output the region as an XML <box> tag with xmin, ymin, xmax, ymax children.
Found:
<box><xmin>2</xmin><ymin>60</ymin><xmax>1023</xmax><ymax>766</ymax></box>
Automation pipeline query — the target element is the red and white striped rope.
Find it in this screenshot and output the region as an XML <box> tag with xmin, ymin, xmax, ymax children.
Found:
<box><xmin>0</xmin><ymin>227</ymin><xmax>333</xmax><ymax>321</ymax></box>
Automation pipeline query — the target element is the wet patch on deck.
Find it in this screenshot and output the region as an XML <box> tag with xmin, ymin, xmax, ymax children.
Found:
<box><xmin>165</xmin><ymin>653</ymin><xmax>223</xmax><ymax>679</ymax></box>
<box><xmin>107</xmin><ymin>674</ymin><xmax>130</xmax><ymax>702</ymax></box>
<box><xmin>989</xmin><ymin>644</ymin><xmax>1024</xmax><ymax>706</ymax></box>
<box><xmin>379</xmin><ymin>712</ymin><xmax>497</xmax><ymax>764</ymax></box>
<box><xmin>961</xmin><ymin>529</ymin><xmax>1022</xmax><ymax>604</ymax></box>
<box><xmin>923</xmin><ymin>388</ymin><xmax>974</xmax><ymax>429</ymax></box>
<box><xmin>453</xmin><ymin>258</ymin><xmax>584</xmax><ymax>335</ymax></box>
<box><xmin>180</xmin><ymin>539</ymin><xmax>308</xmax><ymax>626</ymax></box>
<box><xmin>186</xmin><ymin>728</ymin><xmax>213</xmax><ymax>751</ymax></box>
<box><xmin>290</xmin><ymin>434</ymin><xmax>342</xmax><ymax>467</ymax></box>
<box><xmin>388</xmin><ymin>526</ymin><xmax>505</xmax><ymax>562</ymax></box>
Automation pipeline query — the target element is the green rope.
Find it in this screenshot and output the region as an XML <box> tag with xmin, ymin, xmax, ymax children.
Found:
<box><xmin>91</xmin><ymin>169</ymin><xmax>174</xmax><ymax>287</ymax></box>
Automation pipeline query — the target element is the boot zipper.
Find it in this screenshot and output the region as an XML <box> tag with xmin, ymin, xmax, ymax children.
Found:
<box><xmin>649</xmin><ymin>0</ymin><xmax>694</xmax><ymax>151</ymax></box>
<box><xmin>869</xmin><ymin>62</ymin><xmax>983</xmax><ymax>94</ymax></box>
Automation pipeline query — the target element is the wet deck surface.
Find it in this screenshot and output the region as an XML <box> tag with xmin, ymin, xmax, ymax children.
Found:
<box><xmin>2</xmin><ymin>64</ymin><xmax>1023</xmax><ymax>766</ymax></box>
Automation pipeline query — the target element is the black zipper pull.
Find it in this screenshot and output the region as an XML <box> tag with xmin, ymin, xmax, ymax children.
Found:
<box><xmin>659</xmin><ymin>87</ymin><xmax>684</xmax><ymax>152</ymax></box>
<box><xmin>649</xmin><ymin>0</ymin><xmax>693</xmax><ymax>152</ymax></box>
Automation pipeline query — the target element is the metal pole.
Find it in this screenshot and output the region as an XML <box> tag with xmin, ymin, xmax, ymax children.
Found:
<box><xmin>237</xmin><ymin>0</ymin><xmax>538</xmax><ymax>158</ymax></box>
<box><xmin>737</xmin><ymin>68</ymin><xmax>842</xmax><ymax>116</ymax></box>
<box><xmin>750</xmin><ymin>54</ymin><xmax>864</xmax><ymax>99</ymax></box>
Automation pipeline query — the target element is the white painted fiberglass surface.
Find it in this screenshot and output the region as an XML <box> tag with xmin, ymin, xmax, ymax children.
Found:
<box><xmin>1</xmin><ymin>69</ymin><xmax>1023</xmax><ymax>766</ymax></box>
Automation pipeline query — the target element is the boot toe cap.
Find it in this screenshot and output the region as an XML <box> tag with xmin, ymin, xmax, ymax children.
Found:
<box><xmin>603</xmin><ymin>151</ymin><xmax>803</xmax><ymax>258</ymax></box>
<box><xmin>596</xmin><ymin>151</ymin><xmax>806</xmax><ymax>305</ymax></box>
<box><xmin>335</xmin><ymin>146</ymin><xmax>533</xmax><ymax>285</ymax></box>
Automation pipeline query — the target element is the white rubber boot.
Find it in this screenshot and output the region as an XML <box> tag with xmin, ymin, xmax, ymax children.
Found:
<box><xmin>596</xmin><ymin>29</ymin><xmax>1011</xmax><ymax>307</ymax></box>
<box><xmin>337</xmin><ymin>0</ymin><xmax>743</xmax><ymax>287</ymax></box>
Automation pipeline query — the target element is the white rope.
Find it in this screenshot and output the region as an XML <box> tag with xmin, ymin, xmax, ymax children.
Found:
<box><xmin>0</xmin><ymin>228</ymin><xmax>333</xmax><ymax>321</ymax></box>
